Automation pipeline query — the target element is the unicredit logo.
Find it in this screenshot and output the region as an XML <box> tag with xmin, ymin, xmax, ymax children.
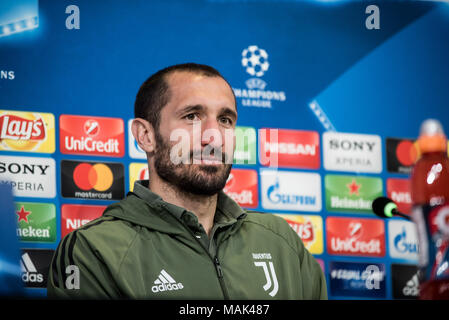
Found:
<box><xmin>64</xmin><ymin>136</ymin><xmax>119</xmax><ymax>153</ymax></box>
<box><xmin>84</xmin><ymin>119</ymin><xmax>100</xmax><ymax>136</ymax></box>
<box><xmin>223</xmin><ymin>169</ymin><xmax>258</xmax><ymax>208</ymax></box>
<box><xmin>73</xmin><ymin>163</ymin><xmax>113</xmax><ymax>191</ymax></box>
<box><xmin>332</xmin><ymin>222</ymin><xmax>380</xmax><ymax>254</ymax></box>
<box><xmin>327</xmin><ymin>217</ymin><xmax>385</xmax><ymax>257</ymax></box>
<box><xmin>60</xmin><ymin>115</ymin><xmax>124</xmax><ymax>157</ymax></box>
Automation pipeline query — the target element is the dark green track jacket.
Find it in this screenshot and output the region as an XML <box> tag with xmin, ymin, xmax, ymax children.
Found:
<box><xmin>48</xmin><ymin>181</ymin><xmax>327</xmax><ymax>299</ymax></box>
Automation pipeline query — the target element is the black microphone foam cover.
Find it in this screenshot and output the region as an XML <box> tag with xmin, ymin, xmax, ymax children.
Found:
<box><xmin>372</xmin><ymin>196</ymin><xmax>396</xmax><ymax>218</ymax></box>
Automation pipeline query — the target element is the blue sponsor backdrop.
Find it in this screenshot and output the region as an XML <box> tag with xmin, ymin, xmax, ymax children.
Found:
<box><xmin>329</xmin><ymin>261</ymin><xmax>386</xmax><ymax>298</ymax></box>
<box><xmin>1</xmin><ymin>0</ymin><xmax>449</xmax><ymax>299</ymax></box>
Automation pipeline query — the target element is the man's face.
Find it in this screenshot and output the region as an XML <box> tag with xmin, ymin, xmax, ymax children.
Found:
<box><xmin>153</xmin><ymin>71</ymin><xmax>237</xmax><ymax>196</ymax></box>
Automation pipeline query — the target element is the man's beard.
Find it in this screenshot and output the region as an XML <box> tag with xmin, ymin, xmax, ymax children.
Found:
<box><xmin>153</xmin><ymin>130</ymin><xmax>232</xmax><ymax>196</ymax></box>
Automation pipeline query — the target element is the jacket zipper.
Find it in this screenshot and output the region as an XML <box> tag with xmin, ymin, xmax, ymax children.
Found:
<box><xmin>176</xmin><ymin>220</ymin><xmax>231</xmax><ymax>300</ymax></box>
<box><xmin>213</xmin><ymin>255</ymin><xmax>230</xmax><ymax>300</ymax></box>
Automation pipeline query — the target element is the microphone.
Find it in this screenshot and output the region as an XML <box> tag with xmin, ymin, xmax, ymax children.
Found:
<box><xmin>372</xmin><ymin>197</ymin><xmax>411</xmax><ymax>221</ymax></box>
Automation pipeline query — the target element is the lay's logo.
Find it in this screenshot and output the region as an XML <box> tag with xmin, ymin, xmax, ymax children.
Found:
<box><xmin>276</xmin><ymin>214</ymin><xmax>323</xmax><ymax>254</ymax></box>
<box><xmin>0</xmin><ymin>110</ymin><xmax>55</xmax><ymax>153</ymax></box>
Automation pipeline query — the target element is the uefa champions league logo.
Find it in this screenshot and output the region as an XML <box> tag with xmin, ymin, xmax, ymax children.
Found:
<box><xmin>233</xmin><ymin>45</ymin><xmax>286</xmax><ymax>108</ymax></box>
<box><xmin>241</xmin><ymin>45</ymin><xmax>269</xmax><ymax>77</ymax></box>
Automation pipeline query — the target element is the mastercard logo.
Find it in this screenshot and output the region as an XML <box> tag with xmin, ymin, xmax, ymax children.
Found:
<box><xmin>73</xmin><ymin>163</ymin><xmax>113</xmax><ymax>191</ymax></box>
<box><xmin>395</xmin><ymin>140</ymin><xmax>419</xmax><ymax>166</ymax></box>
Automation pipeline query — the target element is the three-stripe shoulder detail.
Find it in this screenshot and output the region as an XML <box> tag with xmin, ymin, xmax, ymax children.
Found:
<box><xmin>51</xmin><ymin>217</ymin><xmax>115</xmax><ymax>288</ymax></box>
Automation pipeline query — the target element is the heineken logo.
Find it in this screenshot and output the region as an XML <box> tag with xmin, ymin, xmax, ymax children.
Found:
<box><xmin>233</xmin><ymin>126</ymin><xmax>256</xmax><ymax>165</ymax></box>
<box><xmin>15</xmin><ymin>202</ymin><xmax>56</xmax><ymax>243</ymax></box>
<box><xmin>347</xmin><ymin>179</ymin><xmax>361</xmax><ymax>196</ymax></box>
<box><xmin>325</xmin><ymin>174</ymin><xmax>383</xmax><ymax>213</ymax></box>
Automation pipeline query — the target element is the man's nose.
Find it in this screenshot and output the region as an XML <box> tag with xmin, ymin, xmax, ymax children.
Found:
<box><xmin>201</xmin><ymin>119</ymin><xmax>223</xmax><ymax>147</ymax></box>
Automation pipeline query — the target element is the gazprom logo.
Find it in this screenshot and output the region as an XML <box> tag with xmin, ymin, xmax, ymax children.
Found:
<box><xmin>388</xmin><ymin>220</ymin><xmax>419</xmax><ymax>261</ymax></box>
<box><xmin>260</xmin><ymin>169</ymin><xmax>321</xmax><ymax>212</ymax></box>
<box><xmin>394</xmin><ymin>227</ymin><xmax>418</xmax><ymax>254</ymax></box>
<box><xmin>267</xmin><ymin>178</ymin><xmax>316</xmax><ymax>206</ymax></box>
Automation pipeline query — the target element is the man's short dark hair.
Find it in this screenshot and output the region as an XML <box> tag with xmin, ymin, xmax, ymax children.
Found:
<box><xmin>134</xmin><ymin>63</ymin><xmax>235</xmax><ymax>131</ymax></box>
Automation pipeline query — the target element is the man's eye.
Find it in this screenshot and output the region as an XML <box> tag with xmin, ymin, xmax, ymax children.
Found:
<box><xmin>219</xmin><ymin>117</ymin><xmax>233</xmax><ymax>125</ymax></box>
<box><xmin>184</xmin><ymin>113</ymin><xmax>200</xmax><ymax>121</ymax></box>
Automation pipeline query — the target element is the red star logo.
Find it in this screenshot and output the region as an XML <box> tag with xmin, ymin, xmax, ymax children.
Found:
<box><xmin>16</xmin><ymin>206</ymin><xmax>31</xmax><ymax>223</ymax></box>
<box><xmin>347</xmin><ymin>179</ymin><xmax>361</xmax><ymax>196</ymax></box>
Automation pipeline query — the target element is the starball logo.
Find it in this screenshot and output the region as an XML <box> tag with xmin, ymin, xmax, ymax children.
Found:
<box><xmin>326</xmin><ymin>217</ymin><xmax>386</xmax><ymax>257</ymax></box>
<box><xmin>232</xmin><ymin>45</ymin><xmax>286</xmax><ymax>109</ymax></box>
<box><xmin>0</xmin><ymin>110</ymin><xmax>55</xmax><ymax>153</ymax></box>
<box><xmin>60</xmin><ymin>115</ymin><xmax>124</xmax><ymax>157</ymax></box>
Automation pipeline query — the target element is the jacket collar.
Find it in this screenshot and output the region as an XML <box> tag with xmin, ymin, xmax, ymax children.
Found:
<box><xmin>104</xmin><ymin>180</ymin><xmax>246</xmax><ymax>235</ymax></box>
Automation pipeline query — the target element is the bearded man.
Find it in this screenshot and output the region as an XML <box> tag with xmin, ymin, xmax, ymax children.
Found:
<box><xmin>47</xmin><ymin>63</ymin><xmax>327</xmax><ymax>300</ymax></box>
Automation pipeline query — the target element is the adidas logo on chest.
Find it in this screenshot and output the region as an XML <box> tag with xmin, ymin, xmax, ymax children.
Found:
<box><xmin>151</xmin><ymin>269</ymin><xmax>184</xmax><ymax>293</ymax></box>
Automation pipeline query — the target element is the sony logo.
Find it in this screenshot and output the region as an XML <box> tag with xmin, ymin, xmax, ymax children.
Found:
<box><xmin>0</xmin><ymin>162</ymin><xmax>50</xmax><ymax>175</ymax></box>
<box><xmin>329</xmin><ymin>139</ymin><xmax>377</xmax><ymax>152</ymax></box>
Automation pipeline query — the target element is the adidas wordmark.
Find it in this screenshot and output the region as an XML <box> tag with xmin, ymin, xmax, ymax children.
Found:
<box><xmin>151</xmin><ymin>269</ymin><xmax>184</xmax><ymax>293</ymax></box>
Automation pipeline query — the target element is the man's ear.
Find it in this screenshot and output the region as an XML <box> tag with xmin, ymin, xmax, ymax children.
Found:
<box><xmin>131</xmin><ymin>118</ymin><xmax>156</xmax><ymax>153</ymax></box>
